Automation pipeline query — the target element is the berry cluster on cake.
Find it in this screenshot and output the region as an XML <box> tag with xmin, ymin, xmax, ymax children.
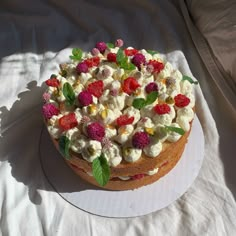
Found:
<box><xmin>42</xmin><ymin>39</ymin><xmax>198</xmax><ymax>190</ymax></box>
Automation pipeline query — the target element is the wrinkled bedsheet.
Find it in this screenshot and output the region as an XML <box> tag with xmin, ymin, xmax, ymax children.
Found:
<box><xmin>0</xmin><ymin>0</ymin><xmax>235</xmax><ymax>235</ymax></box>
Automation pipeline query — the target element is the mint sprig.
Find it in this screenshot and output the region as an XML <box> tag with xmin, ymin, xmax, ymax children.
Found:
<box><xmin>116</xmin><ymin>48</ymin><xmax>136</xmax><ymax>70</ymax></box>
<box><xmin>59</xmin><ymin>136</ymin><xmax>70</xmax><ymax>159</ymax></box>
<box><xmin>132</xmin><ymin>91</ymin><xmax>158</xmax><ymax>109</ymax></box>
<box><xmin>147</xmin><ymin>50</ymin><xmax>158</xmax><ymax>55</ymax></box>
<box><xmin>106</xmin><ymin>42</ymin><xmax>115</xmax><ymax>48</ymax></box>
<box><xmin>182</xmin><ymin>75</ymin><xmax>198</xmax><ymax>84</ymax></box>
<box><xmin>92</xmin><ymin>153</ymin><xmax>110</xmax><ymax>186</ymax></box>
<box><xmin>63</xmin><ymin>82</ymin><xmax>75</xmax><ymax>106</ymax></box>
<box><xmin>165</xmin><ymin>126</ymin><xmax>185</xmax><ymax>135</ymax></box>
<box><xmin>69</xmin><ymin>48</ymin><xmax>83</xmax><ymax>61</ymax></box>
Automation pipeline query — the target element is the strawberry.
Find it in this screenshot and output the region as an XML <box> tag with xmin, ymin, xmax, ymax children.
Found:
<box><xmin>147</xmin><ymin>60</ymin><xmax>164</xmax><ymax>73</ymax></box>
<box><xmin>45</xmin><ymin>75</ymin><xmax>60</xmax><ymax>87</ymax></box>
<box><xmin>122</xmin><ymin>77</ymin><xmax>140</xmax><ymax>95</ymax></box>
<box><xmin>87</xmin><ymin>80</ymin><xmax>104</xmax><ymax>98</ymax></box>
<box><xmin>174</xmin><ymin>94</ymin><xmax>190</xmax><ymax>107</ymax></box>
<box><xmin>116</xmin><ymin>115</ymin><xmax>134</xmax><ymax>126</ymax></box>
<box><xmin>58</xmin><ymin>113</ymin><xmax>78</xmax><ymax>131</ymax></box>
<box><xmin>124</xmin><ymin>48</ymin><xmax>138</xmax><ymax>56</ymax></box>
<box><xmin>107</xmin><ymin>52</ymin><xmax>117</xmax><ymax>62</ymax></box>
<box><xmin>153</xmin><ymin>104</ymin><xmax>171</xmax><ymax>115</ymax></box>
<box><xmin>84</xmin><ymin>56</ymin><xmax>100</xmax><ymax>68</ymax></box>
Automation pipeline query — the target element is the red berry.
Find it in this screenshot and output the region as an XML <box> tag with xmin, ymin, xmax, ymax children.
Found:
<box><xmin>131</xmin><ymin>174</ymin><xmax>145</xmax><ymax>180</ymax></box>
<box><xmin>147</xmin><ymin>60</ymin><xmax>164</xmax><ymax>73</ymax></box>
<box><xmin>132</xmin><ymin>132</ymin><xmax>150</xmax><ymax>149</ymax></box>
<box><xmin>174</xmin><ymin>94</ymin><xmax>190</xmax><ymax>107</ymax></box>
<box><xmin>116</xmin><ymin>115</ymin><xmax>134</xmax><ymax>126</ymax></box>
<box><xmin>87</xmin><ymin>80</ymin><xmax>104</xmax><ymax>98</ymax></box>
<box><xmin>122</xmin><ymin>77</ymin><xmax>140</xmax><ymax>95</ymax></box>
<box><xmin>58</xmin><ymin>113</ymin><xmax>78</xmax><ymax>131</ymax></box>
<box><xmin>107</xmin><ymin>52</ymin><xmax>117</xmax><ymax>62</ymax></box>
<box><xmin>153</xmin><ymin>104</ymin><xmax>171</xmax><ymax>115</ymax></box>
<box><xmin>124</xmin><ymin>48</ymin><xmax>138</xmax><ymax>56</ymax></box>
<box><xmin>87</xmin><ymin>122</ymin><xmax>105</xmax><ymax>142</ymax></box>
<box><xmin>45</xmin><ymin>76</ymin><xmax>60</xmax><ymax>87</ymax></box>
<box><xmin>84</xmin><ymin>57</ymin><xmax>100</xmax><ymax>68</ymax></box>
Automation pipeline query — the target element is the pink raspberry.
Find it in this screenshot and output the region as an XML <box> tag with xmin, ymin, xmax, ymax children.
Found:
<box><xmin>78</xmin><ymin>90</ymin><xmax>93</xmax><ymax>106</ymax></box>
<box><xmin>145</xmin><ymin>82</ymin><xmax>158</xmax><ymax>94</ymax></box>
<box><xmin>91</xmin><ymin>47</ymin><xmax>100</xmax><ymax>56</ymax></box>
<box><xmin>42</xmin><ymin>92</ymin><xmax>51</xmax><ymax>102</ymax></box>
<box><xmin>76</xmin><ymin>61</ymin><xmax>88</xmax><ymax>74</ymax></box>
<box><xmin>115</xmin><ymin>39</ymin><xmax>124</xmax><ymax>47</ymax></box>
<box><xmin>132</xmin><ymin>131</ymin><xmax>150</xmax><ymax>149</ymax></box>
<box><xmin>87</xmin><ymin>122</ymin><xmax>105</xmax><ymax>142</ymax></box>
<box><xmin>42</xmin><ymin>103</ymin><xmax>59</xmax><ymax>119</ymax></box>
<box><xmin>131</xmin><ymin>53</ymin><xmax>146</xmax><ymax>70</ymax></box>
<box><xmin>95</xmin><ymin>42</ymin><xmax>107</xmax><ymax>53</ymax></box>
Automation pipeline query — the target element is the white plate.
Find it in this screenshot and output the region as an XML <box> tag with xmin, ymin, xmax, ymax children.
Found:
<box><xmin>39</xmin><ymin>115</ymin><xmax>204</xmax><ymax>218</ymax></box>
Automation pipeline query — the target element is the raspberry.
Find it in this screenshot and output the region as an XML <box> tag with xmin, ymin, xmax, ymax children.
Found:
<box><xmin>107</xmin><ymin>52</ymin><xmax>117</xmax><ymax>62</ymax></box>
<box><xmin>84</xmin><ymin>57</ymin><xmax>100</xmax><ymax>68</ymax></box>
<box><xmin>131</xmin><ymin>53</ymin><xmax>146</xmax><ymax>70</ymax></box>
<box><xmin>76</xmin><ymin>61</ymin><xmax>88</xmax><ymax>74</ymax></box>
<box><xmin>124</xmin><ymin>48</ymin><xmax>138</xmax><ymax>56</ymax></box>
<box><xmin>42</xmin><ymin>92</ymin><xmax>51</xmax><ymax>102</ymax></box>
<box><xmin>174</xmin><ymin>94</ymin><xmax>190</xmax><ymax>107</ymax></box>
<box><xmin>145</xmin><ymin>82</ymin><xmax>158</xmax><ymax>94</ymax></box>
<box><xmin>116</xmin><ymin>115</ymin><xmax>134</xmax><ymax>126</ymax></box>
<box><xmin>131</xmin><ymin>174</ymin><xmax>145</xmax><ymax>180</ymax></box>
<box><xmin>45</xmin><ymin>76</ymin><xmax>60</xmax><ymax>87</ymax></box>
<box><xmin>42</xmin><ymin>103</ymin><xmax>59</xmax><ymax>119</ymax></box>
<box><xmin>132</xmin><ymin>131</ymin><xmax>150</xmax><ymax>149</ymax></box>
<box><xmin>122</xmin><ymin>77</ymin><xmax>140</xmax><ymax>95</ymax></box>
<box><xmin>87</xmin><ymin>80</ymin><xmax>104</xmax><ymax>98</ymax></box>
<box><xmin>115</xmin><ymin>39</ymin><xmax>124</xmax><ymax>47</ymax></box>
<box><xmin>87</xmin><ymin>122</ymin><xmax>105</xmax><ymax>142</ymax></box>
<box><xmin>91</xmin><ymin>48</ymin><xmax>100</xmax><ymax>56</ymax></box>
<box><xmin>58</xmin><ymin>113</ymin><xmax>78</xmax><ymax>131</ymax></box>
<box><xmin>147</xmin><ymin>60</ymin><xmax>164</xmax><ymax>73</ymax></box>
<box><xmin>95</xmin><ymin>42</ymin><xmax>107</xmax><ymax>53</ymax></box>
<box><xmin>78</xmin><ymin>90</ymin><xmax>93</xmax><ymax>106</ymax></box>
<box><xmin>153</xmin><ymin>104</ymin><xmax>171</xmax><ymax>115</ymax></box>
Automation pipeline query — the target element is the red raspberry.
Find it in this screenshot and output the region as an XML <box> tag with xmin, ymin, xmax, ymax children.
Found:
<box><xmin>87</xmin><ymin>122</ymin><xmax>105</xmax><ymax>142</ymax></box>
<box><xmin>153</xmin><ymin>104</ymin><xmax>171</xmax><ymax>115</ymax></box>
<box><xmin>124</xmin><ymin>48</ymin><xmax>138</xmax><ymax>56</ymax></box>
<box><xmin>145</xmin><ymin>82</ymin><xmax>158</xmax><ymax>94</ymax></box>
<box><xmin>95</xmin><ymin>42</ymin><xmax>107</xmax><ymax>53</ymax></box>
<box><xmin>174</xmin><ymin>94</ymin><xmax>190</xmax><ymax>107</ymax></box>
<box><xmin>107</xmin><ymin>52</ymin><xmax>117</xmax><ymax>62</ymax></box>
<box><xmin>76</xmin><ymin>62</ymin><xmax>88</xmax><ymax>73</ymax></box>
<box><xmin>132</xmin><ymin>131</ymin><xmax>150</xmax><ymax>149</ymax></box>
<box><xmin>116</xmin><ymin>115</ymin><xmax>134</xmax><ymax>126</ymax></box>
<box><xmin>87</xmin><ymin>80</ymin><xmax>104</xmax><ymax>98</ymax></box>
<box><xmin>84</xmin><ymin>57</ymin><xmax>100</xmax><ymax>68</ymax></box>
<box><xmin>147</xmin><ymin>60</ymin><xmax>164</xmax><ymax>73</ymax></box>
<box><xmin>59</xmin><ymin>113</ymin><xmax>78</xmax><ymax>131</ymax></box>
<box><xmin>131</xmin><ymin>174</ymin><xmax>145</xmax><ymax>180</ymax></box>
<box><xmin>122</xmin><ymin>77</ymin><xmax>140</xmax><ymax>95</ymax></box>
<box><xmin>42</xmin><ymin>103</ymin><xmax>59</xmax><ymax>119</ymax></box>
<box><xmin>78</xmin><ymin>90</ymin><xmax>93</xmax><ymax>106</ymax></box>
<box><xmin>45</xmin><ymin>75</ymin><xmax>60</xmax><ymax>87</ymax></box>
<box><xmin>131</xmin><ymin>53</ymin><xmax>146</xmax><ymax>70</ymax></box>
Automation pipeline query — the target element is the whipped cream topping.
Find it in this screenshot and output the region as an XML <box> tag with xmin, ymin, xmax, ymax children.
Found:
<box><xmin>44</xmin><ymin>42</ymin><xmax>196</xmax><ymax>167</ymax></box>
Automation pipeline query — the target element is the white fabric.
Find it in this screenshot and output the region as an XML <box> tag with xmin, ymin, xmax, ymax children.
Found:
<box><xmin>0</xmin><ymin>0</ymin><xmax>236</xmax><ymax>235</ymax></box>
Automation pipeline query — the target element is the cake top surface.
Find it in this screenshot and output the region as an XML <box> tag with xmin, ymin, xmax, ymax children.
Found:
<box><xmin>42</xmin><ymin>39</ymin><xmax>198</xmax><ymax>186</ymax></box>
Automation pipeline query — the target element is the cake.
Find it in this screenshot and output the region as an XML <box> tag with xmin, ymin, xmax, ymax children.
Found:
<box><xmin>42</xmin><ymin>39</ymin><xmax>198</xmax><ymax>190</ymax></box>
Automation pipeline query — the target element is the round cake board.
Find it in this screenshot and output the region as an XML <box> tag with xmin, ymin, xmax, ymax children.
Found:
<box><xmin>39</xmin><ymin>115</ymin><xmax>204</xmax><ymax>218</ymax></box>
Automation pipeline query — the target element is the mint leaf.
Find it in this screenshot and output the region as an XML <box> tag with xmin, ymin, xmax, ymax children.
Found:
<box><xmin>132</xmin><ymin>98</ymin><xmax>147</xmax><ymax>110</ymax></box>
<box><xmin>146</xmin><ymin>91</ymin><xmax>158</xmax><ymax>105</ymax></box>
<box><xmin>70</xmin><ymin>48</ymin><xmax>83</xmax><ymax>61</ymax></box>
<box><xmin>116</xmin><ymin>48</ymin><xmax>125</xmax><ymax>64</ymax></box>
<box><xmin>182</xmin><ymin>75</ymin><xmax>198</xmax><ymax>84</ymax></box>
<box><xmin>59</xmin><ymin>136</ymin><xmax>70</xmax><ymax>159</ymax></box>
<box><xmin>121</xmin><ymin>61</ymin><xmax>136</xmax><ymax>70</ymax></box>
<box><xmin>165</xmin><ymin>126</ymin><xmax>185</xmax><ymax>135</ymax></box>
<box><xmin>63</xmin><ymin>82</ymin><xmax>75</xmax><ymax>106</ymax></box>
<box><xmin>106</xmin><ymin>42</ymin><xmax>115</xmax><ymax>48</ymax></box>
<box><xmin>147</xmin><ymin>50</ymin><xmax>158</xmax><ymax>55</ymax></box>
<box><xmin>92</xmin><ymin>153</ymin><xmax>110</xmax><ymax>186</ymax></box>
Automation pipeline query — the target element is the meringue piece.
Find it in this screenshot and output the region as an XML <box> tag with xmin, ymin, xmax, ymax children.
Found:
<box><xmin>71</xmin><ymin>135</ymin><xmax>88</xmax><ymax>153</ymax></box>
<box><xmin>123</xmin><ymin>146</ymin><xmax>142</xmax><ymax>162</ymax></box>
<box><xmin>143</xmin><ymin>141</ymin><xmax>162</xmax><ymax>157</ymax></box>
<box><xmin>81</xmin><ymin>140</ymin><xmax>102</xmax><ymax>162</ymax></box>
<box><xmin>115</xmin><ymin>125</ymin><xmax>134</xmax><ymax>144</ymax></box>
<box><xmin>103</xmin><ymin>143</ymin><xmax>122</xmax><ymax>167</ymax></box>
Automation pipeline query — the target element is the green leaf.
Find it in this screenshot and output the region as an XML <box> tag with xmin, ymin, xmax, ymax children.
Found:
<box><xmin>147</xmin><ymin>50</ymin><xmax>158</xmax><ymax>55</ymax></box>
<box><xmin>63</xmin><ymin>82</ymin><xmax>75</xmax><ymax>106</ymax></box>
<box><xmin>182</xmin><ymin>75</ymin><xmax>198</xmax><ymax>84</ymax></box>
<box><xmin>121</xmin><ymin>61</ymin><xmax>136</xmax><ymax>70</ymax></box>
<box><xmin>145</xmin><ymin>91</ymin><xmax>158</xmax><ymax>105</ymax></box>
<box><xmin>116</xmin><ymin>48</ymin><xmax>125</xmax><ymax>64</ymax></box>
<box><xmin>70</xmin><ymin>48</ymin><xmax>83</xmax><ymax>61</ymax></box>
<box><xmin>106</xmin><ymin>42</ymin><xmax>115</xmax><ymax>48</ymax></box>
<box><xmin>165</xmin><ymin>126</ymin><xmax>185</xmax><ymax>135</ymax></box>
<box><xmin>59</xmin><ymin>136</ymin><xmax>70</xmax><ymax>159</ymax></box>
<box><xmin>132</xmin><ymin>98</ymin><xmax>147</xmax><ymax>110</ymax></box>
<box><xmin>92</xmin><ymin>154</ymin><xmax>110</xmax><ymax>186</ymax></box>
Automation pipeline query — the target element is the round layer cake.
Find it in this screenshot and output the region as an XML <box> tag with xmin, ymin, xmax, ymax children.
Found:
<box><xmin>42</xmin><ymin>39</ymin><xmax>197</xmax><ymax>190</ymax></box>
